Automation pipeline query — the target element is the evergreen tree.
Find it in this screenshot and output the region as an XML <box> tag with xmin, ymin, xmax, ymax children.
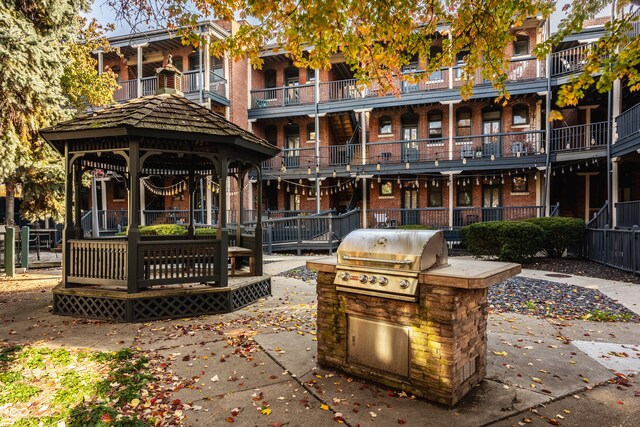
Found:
<box><xmin>0</xmin><ymin>0</ymin><xmax>118</xmax><ymax>224</ymax></box>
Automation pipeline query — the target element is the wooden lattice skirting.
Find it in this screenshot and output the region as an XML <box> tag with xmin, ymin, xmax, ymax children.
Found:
<box><xmin>52</xmin><ymin>277</ymin><xmax>271</xmax><ymax>322</ymax></box>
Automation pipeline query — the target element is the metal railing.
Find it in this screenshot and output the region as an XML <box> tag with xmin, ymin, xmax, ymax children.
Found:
<box><xmin>616</xmin><ymin>201</ymin><xmax>640</xmax><ymax>228</ymax></box>
<box><xmin>626</xmin><ymin>8</ymin><xmax>640</xmax><ymax>41</ymax></box>
<box><xmin>209</xmin><ymin>72</ymin><xmax>227</xmax><ymax>97</ymax></box>
<box><xmin>369</xmin><ymin>208</ymin><xmax>448</xmax><ymax>229</ymax></box>
<box><xmin>550</xmin><ymin>42</ymin><xmax>595</xmax><ymax>77</ymax></box>
<box><xmin>616</xmin><ymin>101</ymin><xmax>640</xmax><ymax>142</ymax></box>
<box><xmin>182</xmin><ymin>70</ymin><xmax>203</xmax><ymax>93</ymax></box>
<box><xmin>551</xmin><ymin>121</ymin><xmax>608</xmax><ymax>152</ymax></box>
<box><xmin>141</xmin><ymin>76</ymin><xmax>157</xmax><ymax>96</ymax></box>
<box><xmin>455</xmin><ymin>130</ymin><xmax>545</xmax><ymax>159</ymax></box>
<box><xmin>587</xmin><ymin>202</ymin><xmax>609</xmax><ymax>229</ymax></box>
<box><xmin>585</xmin><ymin>228</ymin><xmax>640</xmax><ymax>274</ymax></box>
<box><xmin>113</xmin><ymin>79</ymin><xmax>137</xmax><ymax>102</ymax></box>
<box><xmin>251</xmin><ymin>83</ymin><xmax>315</xmax><ymax>108</ymax></box>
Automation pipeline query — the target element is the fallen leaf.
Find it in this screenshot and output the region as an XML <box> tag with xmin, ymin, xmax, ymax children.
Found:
<box><xmin>261</xmin><ymin>407</ymin><xmax>272</xmax><ymax>416</ymax></box>
<box><xmin>225</xmin><ymin>417</ymin><xmax>235</xmax><ymax>423</ymax></box>
<box><xmin>320</xmin><ymin>404</ymin><xmax>329</xmax><ymax>410</ymax></box>
<box><xmin>398</xmin><ymin>420</ymin><xmax>407</xmax><ymax>425</ymax></box>
<box><xmin>211</xmin><ymin>375</ymin><xmax>220</xmax><ymax>382</ymax></box>
<box><xmin>130</xmin><ymin>398</ymin><xmax>140</xmax><ymax>407</ymax></box>
<box><xmin>494</xmin><ymin>351</ymin><xmax>508</xmax><ymax>356</ymax></box>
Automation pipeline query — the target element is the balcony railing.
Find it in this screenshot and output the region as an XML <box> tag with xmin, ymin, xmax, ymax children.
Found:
<box><xmin>251</xmin><ymin>84</ymin><xmax>315</xmax><ymax>109</ymax></box>
<box><xmin>616</xmin><ymin>101</ymin><xmax>640</xmax><ymax>142</ymax></box>
<box><xmin>210</xmin><ymin>72</ymin><xmax>227</xmax><ymax>97</ymax></box>
<box><xmin>551</xmin><ymin>121</ymin><xmax>608</xmax><ymax>152</ymax></box>
<box><xmin>113</xmin><ymin>79</ymin><xmax>137</xmax><ymax>102</ymax></box>
<box><xmin>263</xmin><ymin>129</ymin><xmax>547</xmax><ymax>171</ymax></box>
<box><xmin>452</xmin><ymin>206</ymin><xmax>544</xmax><ymax>227</ymax></box>
<box><xmin>141</xmin><ymin>76</ymin><xmax>157</xmax><ymax>96</ymax></box>
<box><xmin>551</xmin><ymin>42</ymin><xmax>596</xmax><ymax>77</ymax></box>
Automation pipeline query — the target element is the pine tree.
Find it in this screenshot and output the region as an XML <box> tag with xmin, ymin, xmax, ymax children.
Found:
<box><xmin>0</xmin><ymin>0</ymin><xmax>118</xmax><ymax>224</ymax></box>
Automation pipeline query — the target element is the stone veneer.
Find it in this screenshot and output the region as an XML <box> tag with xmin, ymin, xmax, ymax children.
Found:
<box><xmin>311</xmin><ymin>259</ymin><xmax>519</xmax><ymax>406</ymax></box>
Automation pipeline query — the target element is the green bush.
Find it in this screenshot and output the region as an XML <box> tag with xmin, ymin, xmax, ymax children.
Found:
<box><xmin>460</xmin><ymin>222</ymin><xmax>502</xmax><ymax>257</ymax></box>
<box><xmin>461</xmin><ymin>220</ymin><xmax>544</xmax><ymax>263</ymax></box>
<box><xmin>117</xmin><ymin>225</ymin><xmax>218</xmax><ymax>237</ymax></box>
<box><xmin>525</xmin><ymin>217</ymin><xmax>585</xmax><ymax>257</ymax></box>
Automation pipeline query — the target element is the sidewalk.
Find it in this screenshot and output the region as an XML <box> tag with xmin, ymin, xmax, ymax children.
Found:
<box><xmin>1</xmin><ymin>255</ymin><xmax>638</xmax><ymax>426</ymax></box>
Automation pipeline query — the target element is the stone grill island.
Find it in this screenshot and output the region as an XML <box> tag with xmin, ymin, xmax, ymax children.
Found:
<box><xmin>40</xmin><ymin>64</ymin><xmax>279</xmax><ymax>322</ymax></box>
<box><xmin>307</xmin><ymin>229</ymin><xmax>521</xmax><ymax>406</ymax></box>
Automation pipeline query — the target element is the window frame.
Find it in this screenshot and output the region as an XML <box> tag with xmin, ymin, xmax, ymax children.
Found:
<box><xmin>428</xmin><ymin>110</ymin><xmax>443</xmax><ymax>140</ymax></box>
<box><xmin>512</xmin><ymin>104</ymin><xmax>530</xmax><ymax>126</ymax></box>
<box><xmin>307</xmin><ymin>123</ymin><xmax>316</xmax><ymax>142</ymax></box>
<box><xmin>513</xmin><ymin>35</ymin><xmax>530</xmax><ymax>56</ymax></box>
<box><xmin>512</xmin><ymin>175</ymin><xmax>528</xmax><ymax>193</ymax></box>
<box><xmin>378</xmin><ymin>116</ymin><xmax>393</xmax><ymax>135</ymax></box>
<box><xmin>427</xmin><ymin>179</ymin><xmax>443</xmax><ymax>207</ymax></box>
<box><xmin>456</xmin><ymin>108</ymin><xmax>472</xmax><ymax>137</ymax></box>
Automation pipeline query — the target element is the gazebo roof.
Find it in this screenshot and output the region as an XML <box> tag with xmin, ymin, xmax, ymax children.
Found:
<box><xmin>41</xmin><ymin>94</ymin><xmax>278</xmax><ymax>158</ymax></box>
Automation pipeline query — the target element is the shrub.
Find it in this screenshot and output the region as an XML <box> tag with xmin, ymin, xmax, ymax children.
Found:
<box><xmin>117</xmin><ymin>225</ymin><xmax>217</xmax><ymax>237</ymax></box>
<box><xmin>460</xmin><ymin>222</ymin><xmax>502</xmax><ymax>257</ymax></box>
<box><xmin>525</xmin><ymin>217</ymin><xmax>585</xmax><ymax>257</ymax></box>
<box><xmin>461</xmin><ymin>220</ymin><xmax>544</xmax><ymax>263</ymax></box>
<box><xmin>496</xmin><ymin>221</ymin><xmax>544</xmax><ymax>263</ymax></box>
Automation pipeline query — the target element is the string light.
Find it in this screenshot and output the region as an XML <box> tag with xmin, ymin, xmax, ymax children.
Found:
<box><xmin>434</xmin><ymin>159</ymin><xmax>439</xmax><ymax>167</ymax></box>
<box><xmin>346</xmin><ymin>163</ymin><xmax>351</xmax><ymax>172</ymax></box>
<box><xmin>377</xmin><ymin>162</ymin><xmax>381</xmax><ymax>171</ymax></box>
<box><xmin>462</xmin><ymin>157</ymin><xmax>467</xmax><ymax>165</ymax></box>
<box><xmin>406</xmin><ymin>162</ymin><xmax>410</xmax><ymax>169</ymax></box>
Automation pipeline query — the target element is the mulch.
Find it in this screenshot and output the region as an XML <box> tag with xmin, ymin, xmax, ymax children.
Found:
<box><xmin>525</xmin><ymin>257</ymin><xmax>640</xmax><ymax>285</ymax></box>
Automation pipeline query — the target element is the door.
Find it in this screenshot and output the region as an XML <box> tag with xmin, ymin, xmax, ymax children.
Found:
<box><xmin>402</xmin><ymin>186</ymin><xmax>419</xmax><ymax>225</ymax></box>
<box><xmin>482</xmin><ymin>185</ymin><xmax>502</xmax><ymax>221</ymax></box>
<box><xmin>401</xmin><ymin>126</ymin><xmax>419</xmax><ymax>162</ymax></box>
<box><xmin>285</xmin><ymin>76</ymin><xmax>299</xmax><ymax>105</ymax></box>
<box><xmin>482</xmin><ymin>109</ymin><xmax>501</xmax><ymax>158</ymax></box>
<box><xmin>284</xmin><ymin>126</ymin><xmax>300</xmax><ymax>168</ymax></box>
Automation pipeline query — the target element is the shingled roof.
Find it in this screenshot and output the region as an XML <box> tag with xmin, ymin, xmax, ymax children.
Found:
<box><xmin>41</xmin><ymin>94</ymin><xmax>277</xmax><ymax>156</ymax></box>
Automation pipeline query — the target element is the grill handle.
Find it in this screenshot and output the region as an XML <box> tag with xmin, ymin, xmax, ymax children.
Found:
<box><xmin>341</xmin><ymin>255</ymin><xmax>412</xmax><ymax>265</ymax></box>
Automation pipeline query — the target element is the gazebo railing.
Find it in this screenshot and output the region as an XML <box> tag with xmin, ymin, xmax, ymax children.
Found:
<box><xmin>138</xmin><ymin>239</ymin><xmax>221</xmax><ymax>286</ymax></box>
<box><xmin>68</xmin><ymin>239</ymin><xmax>128</xmax><ymax>286</ymax></box>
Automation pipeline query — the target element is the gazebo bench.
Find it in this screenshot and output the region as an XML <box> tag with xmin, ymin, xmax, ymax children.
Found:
<box><xmin>228</xmin><ymin>246</ymin><xmax>255</xmax><ymax>276</ymax></box>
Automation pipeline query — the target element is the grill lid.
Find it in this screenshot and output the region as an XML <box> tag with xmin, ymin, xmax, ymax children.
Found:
<box><xmin>337</xmin><ymin>229</ymin><xmax>448</xmax><ymax>272</ymax></box>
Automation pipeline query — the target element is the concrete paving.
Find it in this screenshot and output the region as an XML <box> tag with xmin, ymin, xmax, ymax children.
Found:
<box><xmin>1</xmin><ymin>254</ymin><xmax>639</xmax><ymax>426</ymax></box>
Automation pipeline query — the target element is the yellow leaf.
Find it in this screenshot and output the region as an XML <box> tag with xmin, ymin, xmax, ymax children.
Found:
<box><xmin>531</xmin><ymin>377</ymin><xmax>542</xmax><ymax>383</ymax></box>
<box><xmin>493</xmin><ymin>351</ymin><xmax>508</xmax><ymax>356</ymax></box>
<box><xmin>320</xmin><ymin>404</ymin><xmax>329</xmax><ymax>410</ymax></box>
<box><xmin>261</xmin><ymin>407</ymin><xmax>271</xmax><ymax>416</ymax></box>
<box><xmin>130</xmin><ymin>398</ymin><xmax>140</xmax><ymax>407</ymax></box>
<box><xmin>582</xmin><ymin>377</ymin><xmax>590</xmax><ymax>383</ymax></box>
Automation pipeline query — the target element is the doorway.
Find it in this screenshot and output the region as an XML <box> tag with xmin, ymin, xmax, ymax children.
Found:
<box><xmin>482</xmin><ymin>184</ymin><xmax>502</xmax><ymax>221</ymax></box>
<box><xmin>401</xmin><ymin>113</ymin><xmax>419</xmax><ymax>162</ymax></box>
<box><xmin>402</xmin><ymin>186</ymin><xmax>419</xmax><ymax>225</ymax></box>
<box><xmin>482</xmin><ymin>108</ymin><xmax>501</xmax><ymax>158</ymax></box>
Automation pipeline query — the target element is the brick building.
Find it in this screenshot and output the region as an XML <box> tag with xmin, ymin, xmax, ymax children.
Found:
<box><xmin>92</xmin><ymin>12</ymin><xmax>640</xmax><ymax>232</ymax></box>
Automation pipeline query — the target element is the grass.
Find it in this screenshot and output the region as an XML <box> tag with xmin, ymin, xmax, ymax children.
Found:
<box><xmin>0</xmin><ymin>345</ymin><xmax>157</xmax><ymax>426</ymax></box>
<box><xmin>582</xmin><ymin>309</ymin><xmax>635</xmax><ymax>322</ymax></box>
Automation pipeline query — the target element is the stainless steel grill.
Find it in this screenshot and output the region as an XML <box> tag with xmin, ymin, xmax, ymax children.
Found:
<box><xmin>334</xmin><ymin>229</ymin><xmax>448</xmax><ymax>302</ymax></box>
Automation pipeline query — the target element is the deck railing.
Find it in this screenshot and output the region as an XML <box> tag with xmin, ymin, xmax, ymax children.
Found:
<box><xmin>585</xmin><ymin>228</ymin><xmax>640</xmax><ymax>274</ymax></box>
<box><xmin>68</xmin><ymin>239</ymin><xmax>128</xmax><ymax>286</ymax></box>
<box><xmin>141</xmin><ymin>76</ymin><xmax>157</xmax><ymax>96</ymax></box>
<box><xmin>616</xmin><ymin>201</ymin><xmax>640</xmax><ymax>228</ymax></box>
<box><xmin>369</xmin><ymin>208</ymin><xmax>448</xmax><ymax>229</ymax></box>
<box><xmin>587</xmin><ymin>202</ymin><xmax>609</xmax><ymax>229</ymax></box>
<box><xmin>551</xmin><ymin>121</ymin><xmax>608</xmax><ymax>152</ymax></box>
<box><xmin>454</xmin><ymin>130</ymin><xmax>545</xmax><ymax>159</ymax></box>
<box><xmin>616</xmin><ymin>101</ymin><xmax>640</xmax><ymax>142</ymax></box>
<box><xmin>209</xmin><ymin>72</ymin><xmax>227</xmax><ymax>97</ymax></box>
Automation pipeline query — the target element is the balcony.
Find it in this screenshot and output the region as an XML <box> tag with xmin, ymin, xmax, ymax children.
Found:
<box><xmin>249</xmin><ymin>57</ymin><xmax>545</xmax><ymax>113</ymax></box>
<box><xmin>550</xmin><ymin>121</ymin><xmax>608</xmax><ymax>153</ymax></box>
<box><xmin>550</xmin><ymin>42</ymin><xmax>597</xmax><ymax>77</ymax></box>
<box><xmin>113</xmin><ymin>70</ymin><xmax>227</xmax><ymax>103</ymax></box>
<box><xmin>262</xmin><ymin>129</ymin><xmax>545</xmax><ymax>173</ymax></box>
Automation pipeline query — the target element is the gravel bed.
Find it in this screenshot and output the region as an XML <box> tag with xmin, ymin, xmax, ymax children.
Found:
<box><xmin>278</xmin><ymin>266</ymin><xmax>640</xmax><ymax>322</ymax></box>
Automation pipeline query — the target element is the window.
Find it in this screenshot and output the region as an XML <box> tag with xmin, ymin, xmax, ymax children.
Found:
<box><xmin>307</xmin><ymin>123</ymin><xmax>316</xmax><ymax>141</ymax></box>
<box><xmin>512</xmin><ymin>176</ymin><xmax>528</xmax><ymax>193</ymax></box>
<box><xmin>456</xmin><ymin>109</ymin><xmax>472</xmax><ymax>137</ymax></box>
<box><xmin>513</xmin><ymin>35</ymin><xmax>530</xmax><ymax>56</ymax></box>
<box><xmin>113</xmin><ymin>179</ymin><xmax>126</xmax><ymax>201</ymax></box>
<box><xmin>457</xmin><ymin>186</ymin><xmax>472</xmax><ymax>206</ymax></box>
<box><xmin>428</xmin><ymin>110</ymin><xmax>443</xmax><ymax>140</ymax></box>
<box><xmin>455</xmin><ymin>51</ymin><xmax>469</xmax><ymax>79</ymax></box>
<box><xmin>211</xmin><ymin>56</ymin><xmax>223</xmax><ymax>80</ymax></box>
<box><xmin>307</xmin><ymin>68</ymin><xmax>316</xmax><ymax>81</ymax></box>
<box><xmin>379</xmin><ymin>116</ymin><xmax>392</xmax><ymax>135</ymax></box>
<box><xmin>188</xmin><ymin>54</ymin><xmax>200</xmax><ymax>71</ymax></box>
<box><xmin>379</xmin><ymin>180</ymin><xmax>394</xmax><ymax>196</ymax></box>
<box><xmin>512</xmin><ymin>104</ymin><xmax>529</xmax><ymax>126</ymax></box>
<box><xmin>265</xmin><ymin>125</ymin><xmax>277</xmax><ymax>146</ymax></box>
<box><xmin>428</xmin><ymin>179</ymin><xmax>442</xmax><ymax>207</ymax></box>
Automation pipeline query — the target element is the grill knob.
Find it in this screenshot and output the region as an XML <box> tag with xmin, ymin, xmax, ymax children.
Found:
<box><xmin>339</xmin><ymin>272</ymin><xmax>349</xmax><ymax>281</ymax></box>
<box><xmin>378</xmin><ymin>277</ymin><xmax>388</xmax><ymax>286</ymax></box>
<box><xmin>369</xmin><ymin>276</ymin><xmax>377</xmax><ymax>284</ymax></box>
<box><xmin>358</xmin><ymin>274</ymin><xmax>368</xmax><ymax>283</ymax></box>
<box><xmin>399</xmin><ymin>279</ymin><xmax>410</xmax><ymax>289</ymax></box>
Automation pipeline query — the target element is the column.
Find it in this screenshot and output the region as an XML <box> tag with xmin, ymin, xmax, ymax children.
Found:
<box><xmin>97</xmin><ymin>49</ymin><xmax>103</xmax><ymax>75</ymax></box>
<box><xmin>133</xmin><ymin>43</ymin><xmax>147</xmax><ymax>98</ymax></box>
<box><xmin>101</xmin><ymin>179</ymin><xmax>107</xmax><ymax>229</ymax></box>
<box><xmin>361</xmin><ymin>110</ymin><xmax>368</xmax><ymax>227</ymax></box>
<box><xmin>73</xmin><ymin>162</ymin><xmax>83</xmax><ymax>239</ymax></box>
<box><xmin>127</xmin><ymin>139</ymin><xmax>141</xmax><ymax>294</ymax></box>
<box><xmin>187</xmin><ymin>166</ymin><xmax>195</xmax><ymax>238</ymax></box>
<box><xmin>612</xmin><ymin>158</ymin><xmax>619</xmax><ymax>227</ymax></box>
<box><xmin>204</xmin><ymin>35</ymin><xmax>211</xmax><ymax>92</ymax></box>
<box><xmin>206</xmin><ymin>176</ymin><xmax>213</xmax><ymax>225</ymax></box>
<box><xmin>217</xmin><ymin>156</ymin><xmax>229</xmax><ymax>285</ymax></box>
<box><xmin>237</xmin><ymin>173</ymin><xmax>244</xmax><ymax>246</ymax></box>
<box><xmin>448</xmin><ymin>174</ymin><xmax>454</xmax><ymax>228</ymax></box>
<box><xmin>448</xmin><ymin>32</ymin><xmax>454</xmax><ymax>89</ymax></box>
<box><xmin>140</xmin><ymin>178</ymin><xmax>146</xmax><ymax>226</ymax></box>
<box><xmin>63</xmin><ymin>144</ymin><xmax>74</xmax><ymax>287</ymax></box>
<box><xmin>91</xmin><ymin>173</ymin><xmax>99</xmax><ymax>237</ymax></box>
<box><xmin>254</xmin><ymin>167</ymin><xmax>263</xmax><ymax>276</ymax></box>
<box><xmin>584</xmin><ymin>174</ymin><xmax>591</xmax><ymax>223</ymax></box>
<box><xmin>314</xmin><ymin>69</ymin><xmax>321</xmax><ymax>213</ymax></box>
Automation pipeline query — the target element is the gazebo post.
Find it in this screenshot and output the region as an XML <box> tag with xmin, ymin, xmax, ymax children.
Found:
<box><xmin>62</xmin><ymin>143</ymin><xmax>74</xmax><ymax>287</ymax></box>
<box><xmin>255</xmin><ymin>166</ymin><xmax>264</xmax><ymax>276</ymax></box>
<box><xmin>73</xmin><ymin>162</ymin><xmax>83</xmax><ymax>239</ymax></box>
<box><xmin>127</xmin><ymin>138</ymin><xmax>141</xmax><ymax>294</ymax></box>
<box><xmin>188</xmin><ymin>164</ymin><xmax>195</xmax><ymax>238</ymax></box>
<box><xmin>237</xmin><ymin>170</ymin><xmax>245</xmax><ymax>247</ymax></box>
<box><xmin>217</xmin><ymin>155</ymin><xmax>229</xmax><ymax>285</ymax></box>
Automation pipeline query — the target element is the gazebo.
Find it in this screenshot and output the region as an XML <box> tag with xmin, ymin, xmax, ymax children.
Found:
<box><xmin>40</xmin><ymin>65</ymin><xmax>279</xmax><ymax>322</ymax></box>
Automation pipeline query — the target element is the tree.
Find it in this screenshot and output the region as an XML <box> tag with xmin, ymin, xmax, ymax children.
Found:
<box><xmin>109</xmin><ymin>0</ymin><xmax>639</xmax><ymax>107</ymax></box>
<box><xmin>0</xmin><ymin>0</ymin><xmax>118</xmax><ymax>224</ymax></box>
